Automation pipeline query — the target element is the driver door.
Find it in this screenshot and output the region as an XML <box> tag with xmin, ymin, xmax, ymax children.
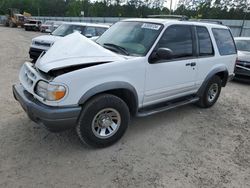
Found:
<box><xmin>143</xmin><ymin>24</ymin><xmax>198</xmax><ymax>106</ymax></box>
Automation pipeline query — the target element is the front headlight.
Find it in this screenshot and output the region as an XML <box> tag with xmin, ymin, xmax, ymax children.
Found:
<box><xmin>35</xmin><ymin>81</ymin><xmax>66</xmax><ymax>101</ymax></box>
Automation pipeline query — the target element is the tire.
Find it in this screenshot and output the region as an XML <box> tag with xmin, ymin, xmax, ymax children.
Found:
<box><xmin>197</xmin><ymin>75</ymin><xmax>222</xmax><ymax>108</ymax></box>
<box><xmin>76</xmin><ymin>94</ymin><xmax>130</xmax><ymax>148</ymax></box>
<box><xmin>9</xmin><ymin>21</ymin><xmax>14</xmax><ymax>28</ymax></box>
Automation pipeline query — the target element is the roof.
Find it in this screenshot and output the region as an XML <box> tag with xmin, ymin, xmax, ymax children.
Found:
<box><xmin>122</xmin><ymin>18</ymin><xmax>228</xmax><ymax>29</ymax></box>
<box><xmin>63</xmin><ymin>22</ymin><xmax>109</xmax><ymax>28</ymax></box>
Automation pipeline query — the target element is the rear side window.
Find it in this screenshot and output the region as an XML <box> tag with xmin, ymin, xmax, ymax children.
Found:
<box><xmin>212</xmin><ymin>28</ymin><xmax>237</xmax><ymax>55</ymax></box>
<box><xmin>197</xmin><ymin>26</ymin><xmax>214</xmax><ymax>56</ymax></box>
<box><xmin>158</xmin><ymin>25</ymin><xmax>193</xmax><ymax>59</ymax></box>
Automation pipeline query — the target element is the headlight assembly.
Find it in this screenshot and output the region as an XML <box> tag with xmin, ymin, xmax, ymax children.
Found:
<box><xmin>35</xmin><ymin>81</ymin><xmax>66</xmax><ymax>101</ymax></box>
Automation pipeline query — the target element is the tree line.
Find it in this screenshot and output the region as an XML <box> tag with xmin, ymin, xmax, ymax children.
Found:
<box><xmin>0</xmin><ymin>0</ymin><xmax>249</xmax><ymax>20</ymax></box>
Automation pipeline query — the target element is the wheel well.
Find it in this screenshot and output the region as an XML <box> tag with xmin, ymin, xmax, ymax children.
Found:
<box><xmin>104</xmin><ymin>89</ymin><xmax>138</xmax><ymax>116</ymax></box>
<box><xmin>215</xmin><ymin>71</ymin><xmax>228</xmax><ymax>87</ymax></box>
<box><xmin>83</xmin><ymin>89</ymin><xmax>138</xmax><ymax>116</ymax></box>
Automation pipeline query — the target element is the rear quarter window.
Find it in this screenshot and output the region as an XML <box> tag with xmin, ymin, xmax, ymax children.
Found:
<box><xmin>212</xmin><ymin>28</ymin><xmax>237</xmax><ymax>56</ymax></box>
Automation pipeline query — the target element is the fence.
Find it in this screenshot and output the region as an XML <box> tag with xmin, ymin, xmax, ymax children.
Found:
<box><xmin>1</xmin><ymin>15</ymin><xmax>250</xmax><ymax>37</ymax></box>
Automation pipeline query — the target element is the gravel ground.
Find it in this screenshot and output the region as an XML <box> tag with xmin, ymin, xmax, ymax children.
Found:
<box><xmin>0</xmin><ymin>26</ymin><xmax>250</xmax><ymax>188</ymax></box>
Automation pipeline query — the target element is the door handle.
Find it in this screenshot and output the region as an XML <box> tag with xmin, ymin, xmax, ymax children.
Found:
<box><xmin>186</xmin><ymin>62</ymin><xmax>196</xmax><ymax>67</ymax></box>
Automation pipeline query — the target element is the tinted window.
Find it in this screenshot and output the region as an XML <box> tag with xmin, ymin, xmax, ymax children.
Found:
<box><xmin>158</xmin><ymin>25</ymin><xmax>193</xmax><ymax>59</ymax></box>
<box><xmin>96</xmin><ymin>27</ymin><xmax>107</xmax><ymax>36</ymax></box>
<box><xmin>212</xmin><ymin>28</ymin><xmax>237</xmax><ymax>55</ymax></box>
<box><xmin>197</xmin><ymin>26</ymin><xmax>214</xmax><ymax>56</ymax></box>
<box><xmin>235</xmin><ymin>40</ymin><xmax>250</xmax><ymax>52</ymax></box>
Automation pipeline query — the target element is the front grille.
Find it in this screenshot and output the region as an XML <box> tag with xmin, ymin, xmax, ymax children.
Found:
<box><xmin>23</xmin><ymin>65</ymin><xmax>37</xmax><ymax>87</ymax></box>
<box><xmin>34</xmin><ymin>41</ymin><xmax>51</xmax><ymax>47</ymax></box>
<box><xmin>19</xmin><ymin>63</ymin><xmax>41</xmax><ymax>92</ymax></box>
<box><xmin>237</xmin><ymin>61</ymin><xmax>250</xmax><ymax>69</ymax></box>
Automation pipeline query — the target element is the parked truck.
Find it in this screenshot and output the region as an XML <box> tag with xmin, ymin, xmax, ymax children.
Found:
<box><xmin>5</xmin><ymin>8</ymin><xmax>25</xmax><ymax>28</ymax></box>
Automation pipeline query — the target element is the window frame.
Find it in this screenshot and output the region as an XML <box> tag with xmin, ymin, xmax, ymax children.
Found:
<box><xmin>149</xmin><ymin>24</ymin><xmax>197</xmax><ymax>64</ymax></box>
<box><xmin>212</xmin><ymin>28</ymin><xmax>237</xmax><ymax>56</ymax></box>
<box><xmin>195</xmin><ymin>26</ymin><xmax>215</xmax><ymax>58</ymax></box>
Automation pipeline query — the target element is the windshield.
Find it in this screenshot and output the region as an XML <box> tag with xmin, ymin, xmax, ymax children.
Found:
<box><xmin>235</xmin><ymin>40</ymin><xmax>250</xmax><ymax>52</ymax></box>
<box><xmin>96</xmin><ymin>21</ymin><xmax>163</xmax><ymax>56</ymax></box>
<box><xmin>52</xmin><ymin>24</ymin><xmax>85</xmax><ymax>37</ymax></box>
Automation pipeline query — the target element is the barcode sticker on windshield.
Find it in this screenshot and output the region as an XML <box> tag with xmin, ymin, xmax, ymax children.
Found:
<box><xmin>142</xmin><ymin>23</ymin><xmax>161</xmax><ymax>30</ymax></box>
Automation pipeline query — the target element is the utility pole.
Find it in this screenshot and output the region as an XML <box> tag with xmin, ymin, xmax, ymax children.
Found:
<box><xmin>240</xmin><ymin>1</ymin><xmax>249</xmax><ymax>37</ymax></box>
<box><xmin>170</xmin><ymin>0</ymin><xmax>173</xmax><ymax>15</ymax></box>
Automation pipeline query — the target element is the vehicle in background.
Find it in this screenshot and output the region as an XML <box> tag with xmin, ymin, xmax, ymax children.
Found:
<box><xmin>24</xmin><ymin>19</ymin><xmax>42</xmax><ymax>31</ymax></box>
<box><xmin>40</xmin><ymin>21</ymin><xmax>64</xmax><ymax>33</ymax></box>
<box><xmin>4</xmin><ymin>8</ymin><xmax>25</xmax><ymax>28</ymax></box>
<box><xmin>234</xmin><ymin>37</ymin><xmax>250</xmax><ymax>82</ymax></box>
<box><xmin>14</xmin><ymin>19</ymin><xmax>237</xmax><ymax>148</ymax></box>
<box><xmin>29</xmin><ymin>22</ymin><xmax>109</xmax><ymax>60</ymax></box>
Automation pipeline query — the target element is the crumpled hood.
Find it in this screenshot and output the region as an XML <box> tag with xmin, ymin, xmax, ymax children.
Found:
<box><xmin>33</xmin><ymin>35</ymin><xmax>61</xmax><ymax>44</ymax></box>
<box><xmin>35</xmin><ymin>32</ymin><xmax>125</xmax><ymax>73</ymax></box>
<box><xmin>238</xmin><ymin>50</ymin><xmax>250</xmax><ymax>62</ymax></box>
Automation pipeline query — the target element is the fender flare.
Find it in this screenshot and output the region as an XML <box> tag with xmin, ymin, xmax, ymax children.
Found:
<box><xmin>197</xmin><ymin>66</ymin><xmax>228</xmax><ymax>97</ymax></box>
<box><xmin>78</xmin><ymin>81</ymin><xmax>139</xmax><ymax>111</ymax></box>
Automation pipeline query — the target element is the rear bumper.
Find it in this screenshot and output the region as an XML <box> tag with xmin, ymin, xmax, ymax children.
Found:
<box><xmin>29</xmin><ymin>47</ymin><xmax>44</xmax><ymax>60</ymax></box>
<box><xmin>13</xmin><ymin>84</ymin><xmax>81</xmax><ymax>132</ymax></box>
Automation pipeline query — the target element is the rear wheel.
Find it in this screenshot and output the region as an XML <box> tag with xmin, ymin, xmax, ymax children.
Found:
<box><xmin>197</xmin><ymin>76</ymin><xmax>222</xmax><ymax>108</ymax></box>
<box><xmin>76</xmin><ymin>94</ymin><xmax>130</xmax><ymax>148</ymax></box>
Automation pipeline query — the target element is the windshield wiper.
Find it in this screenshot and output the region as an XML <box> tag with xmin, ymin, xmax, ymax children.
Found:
<box><xmin>103</xmin><ymin>43</ymin><xmax>130</xmax><ymax>56</ymax></box>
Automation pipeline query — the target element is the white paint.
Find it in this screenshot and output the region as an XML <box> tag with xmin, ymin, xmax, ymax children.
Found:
<box><xmin>19</xmin><ymin>18</ymin><xmax>236</xmax><ymax>109</ymax></box>
<box><xmin>36</xmin><ymin>32</ymin><xmax>124</xmax><ymax>73</ymax></box>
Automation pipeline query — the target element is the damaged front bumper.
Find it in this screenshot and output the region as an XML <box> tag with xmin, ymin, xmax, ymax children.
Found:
<box><xmin>13</xmin><ymin>84</ymin><xmax>81</xmax><ymax>132</ymax></box>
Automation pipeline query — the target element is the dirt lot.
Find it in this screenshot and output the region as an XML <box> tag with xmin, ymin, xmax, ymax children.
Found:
<box><xmin>0</xmin><ymin>26</ymin><xmax>250</xmax><ymax>188</ymax></box>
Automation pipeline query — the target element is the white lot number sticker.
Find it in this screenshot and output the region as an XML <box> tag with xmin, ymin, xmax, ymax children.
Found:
<box><xmin>142</xmin><ymin>23</ymin><xmax>161</xmax><ymax>30</ymax></box>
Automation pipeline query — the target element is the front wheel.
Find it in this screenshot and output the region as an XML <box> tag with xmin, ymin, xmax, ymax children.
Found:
<box><xmin>197</xmin><ymin>75</ymin><xmax>222</xmax><ymax>108</ymax></box>
<box><xmin>76</xmin><ymin>94</ymin><xmax>130</xmax><ymax>148</ymax></box>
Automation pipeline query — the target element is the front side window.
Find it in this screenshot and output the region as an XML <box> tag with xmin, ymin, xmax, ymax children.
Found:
<box><xmin>235</xmin><ymin>40</ymin><xmax>250</xmax><ymax>52</ymax></box>
<box><xmin>157</xmin><ymin>25</ymin><xmax>193</xmax><ymax>59</ymax></box>
<box><xmin>197</xmin><ymin>26</ymin><xmax>214</xmax><ymax>56</ymax></box>
<box><xmin>96</xmin><ymin>21</ymin><xmax>163</xmax><ymax>56</ymax></box>
<box><xmin>212</xmin><ymin>28</ymin><xmax>237</xmax><ymax>56</ymax></box>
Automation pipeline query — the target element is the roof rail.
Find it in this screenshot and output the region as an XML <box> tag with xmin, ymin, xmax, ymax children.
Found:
<box><xmin>189</xmin><ymin>19</ymin><xmax>223</xmax><ymax>25</ymax></box>
<box><xmin>147</xmin><ymin>15</ymin><xmax>189</xmax><ymax>21</ymax></box>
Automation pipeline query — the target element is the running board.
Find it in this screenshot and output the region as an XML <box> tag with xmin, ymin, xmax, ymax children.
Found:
<box><xmin>137</xmin><ymin>97</ymin><xmax>199</xmax><ymax>117</ymax></box>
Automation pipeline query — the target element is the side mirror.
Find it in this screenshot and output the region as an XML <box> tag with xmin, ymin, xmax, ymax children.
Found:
<box><xmin>156</xmin><ymin>48</ymin><xmax>174</xmax><ymax>60</ymax></box>
<box><xmin>149</xmin><ymin>48</ymin><xmax>174</xmax><ymax>63</ymax></box>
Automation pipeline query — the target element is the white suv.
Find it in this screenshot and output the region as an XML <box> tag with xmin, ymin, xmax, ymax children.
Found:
<box><xmin>13</xmin><ymin>19</ymin><xmax>236</xmax><ymax>148</ymax></box>
<box><xmin>29</xmin><ymin>22</ymin><xmax>109</xmax><ymax>60</ymax></box>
